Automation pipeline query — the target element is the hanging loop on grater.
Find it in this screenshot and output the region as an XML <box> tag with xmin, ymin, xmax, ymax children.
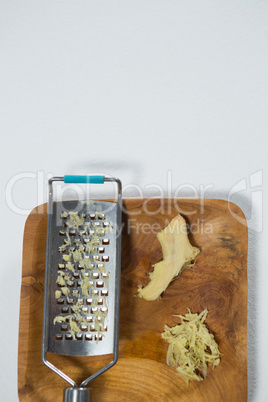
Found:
<box><xmin>42</xmin><ymin>175</ymin><xmax>122</xmax><ymax>401</ymax></box>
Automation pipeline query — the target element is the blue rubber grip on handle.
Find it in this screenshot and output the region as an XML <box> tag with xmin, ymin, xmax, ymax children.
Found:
<box><xmin>64</xmin><ymin>175</ymin><xmax>105</xmax><ymax>184</ymax></box>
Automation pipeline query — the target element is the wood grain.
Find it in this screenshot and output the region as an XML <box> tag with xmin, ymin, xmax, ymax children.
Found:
<box><xmin>18</xmin><ymin>199</ymin><xmax>248</xmax><ymax>401</ymax></box>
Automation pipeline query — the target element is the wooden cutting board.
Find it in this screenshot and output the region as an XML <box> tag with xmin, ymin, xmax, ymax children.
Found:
<box><xmin>18</xmin><ymin>199</ymin><xmax>248</xmax><ymax>401</ymax></box>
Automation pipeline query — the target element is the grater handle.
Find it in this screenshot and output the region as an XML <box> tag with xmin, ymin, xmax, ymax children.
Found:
<box><xmin>64</xmin><ymin>175</ymin><xmax>105</xmax><ymax>184</ymax></box>
<box><xmin>63</xmin><ymin>387</ymin><xmax>90</xmax><ymax>402</ymax></box>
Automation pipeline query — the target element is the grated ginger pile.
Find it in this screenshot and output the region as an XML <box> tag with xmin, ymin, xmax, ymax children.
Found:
<box><xmin>161</xmin><ymin>309</ymin><xmax>221</xmax><ymax>384</ymax></box>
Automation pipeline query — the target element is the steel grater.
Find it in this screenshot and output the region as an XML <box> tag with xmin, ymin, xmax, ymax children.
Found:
<box><xmin>42</xmin><ymin>175</ymin><xmax>122</xmax><ymax>402</ymax></box>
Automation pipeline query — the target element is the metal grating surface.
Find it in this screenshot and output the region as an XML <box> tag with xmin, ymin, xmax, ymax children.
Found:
<box><xmin>45</xmin><ymin>200</ymin><xmax>118</xmax><ymax>356</ymax></box>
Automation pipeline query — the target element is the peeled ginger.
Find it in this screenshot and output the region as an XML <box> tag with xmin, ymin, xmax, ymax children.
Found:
<box><xmin>138</xmin><ymin>214</ymin><xmax>199</xmax><ymax>301</ymax></box>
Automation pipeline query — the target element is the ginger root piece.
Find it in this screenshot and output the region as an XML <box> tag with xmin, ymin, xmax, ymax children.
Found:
<box><xmin>138</xmin><ymin>214</ymin><xmax>199</xmax><ymax>301</ymax></box>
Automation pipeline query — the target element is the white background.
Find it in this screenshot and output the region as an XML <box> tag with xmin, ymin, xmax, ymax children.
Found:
<box><xmin>1</xmin><ymin>1</ymin><xmax>268</xmax><ymax>401</ymax></box>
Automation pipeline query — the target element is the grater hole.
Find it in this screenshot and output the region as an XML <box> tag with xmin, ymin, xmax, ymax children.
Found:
<box><xmin>86</xmin><ymin>298</ymin><xmax>93</xmax><ymax>305</ymax></box>
<box><xmin>79</xmin><ymin>230</ymin><xmax>86</xmax><ymax>236</ymax></box>
<box><xmin>103</xmin><ymin>221</ymin><xmax>110</xmax><ymax>227</ymax></box>
<box><xmin>90</xmin><ymin>325</ymin><xmax>96</xmax><ymax>331</ymax></box>
<box><xmin>101</xmin><ymin>290</ymin><xmax>108</xmax><ymax>296</ymax></box>
<box><xmin>61</xmin><ymin>307</ymin><xmax>69</xmax><ymax>314</ymax></box>
<box><xmin>55</xmin><ymin>334</ymin><xmax>63</xmax><ymax>340</ymax></box>
<box><xmin>102</xmin><ymin>256</ymin><xmax>109</xmax><ymax>262</ymax></box>
<box><xmin>92</xmin><ymin>290</ymin><xmax>99</xmax><ymax>296</ymax></box>
<box><xmin>103</xmin><ymin>325</ymin><xmax>108</xmax><ymax>332</ymax></box>
<box><xmin>91</xmin><ymin>307</ymin><xmax>98</xmax><ymax>314</ymax></box>
<box><xmin>73</xmin><ymin>272</ymin><xmax>80</xmax><ymax>279</ymax></box>
<box><xmin>89</xmin><ymin>229</ymin><xmax>96</xmax><ymax>236</ymax></box>
<box><xmin>61</xmin><ymin>324</ymin><xmax>68</xmax><ymax>332</ymax></box>
<box><xmin>94</xmin><ymin>222</ymin><xmax>100</xmax><ymax>227</ymax></box>
<box><xmin>95</xmin><ymin>334</ymin><xmax>103</xmax><ymax>341</ymax></box>
<box><xmin>77</xmin><ymin>298</ymin><xmax>84</xmax><ymax>305</ymax></box>
<box><xmin>88</xmin><ymin>264</ymin><xmax>95</xmax><ymax>270</ymax></box>
<box><xmin>76</xmin><ymin>334</ymin><xmax>83</xmax><ymax>341</ymax></box>
<box><xmin>56</xmin><ymin>298</ymin><xmax>64</xmax><ymax>305</ymax></box>
<box><xmin>83</xmin><ymin>238</ymin><xmax>90</xmax><ymax>244</ymax></box>
<box><xmin>72</xmin><ymin>290</ymin><xmax>79</xmax><ymax>297</ymax></box>
<box><xmin>68</xmin><ymin>246</ymin><xmax>75</xmax><ymax>252</ymax></box>
<box><xmin>98</xmin><ymin>298</ymin><xmax>103</xmax><ymax>305</ymax></box>
<box><xmin>89</xmin><ymin>213</ymin><xmax>96</xmax><ymax>220</ymax></box>
<box><xmin>74</xmin><ymin>238</ymin><xmax>81</xmax><ymax>245</ymax></box>
<box><xmin>82</xmin><ymin>307</ymin><xmax>88</xmax><ymax>313</ymax></box>
<box><xmin>97</xmin><ymin>263</ymin><xmax>105</xmax><ymax>271</ymax></box>
<box><xmin>96</xmin><ymin>281</ymin><xmax>104</xmax><ymax>288</ymax></box>
<box><xmin>98</xmin><ymin>214</ymin><xmax>105</xmax><ymax>220</ymax></box>
<box><xmin>98</xmin><ymin>247</ymin><xmax>105</xmax><ymax>253</ymax></box>
<box><xmin>92</xmin><ymin>273</ymin><xmax>99</xmax><ymax>279</ymax></box>
<box><xmin>86</xmin><ymin>316</ymin><xmax>93</xmax><ymax>322</ymax></box>
<box><xmin>58</xmin><ymin>264</ymin><xmax>65</xmax><ymax>270</ymax></box>
<box><xmin>67</xmin><ymin>298</ymin><xmax>74</xmax><ymax>305</ymax></box>
<box><xmin>102</xmin><ymin>238</ymin><xmax>110</xmax><ymax>245</ymax></box>
<box><xmin>80</xmin><ymin>324</ymin><xmax>88</xmax><ymax>332</ymax></box>
<box><xmin>92</xmin><ymin>255</ymin><xmax>100</xmax><ymax>262</ymax></box>
<box><xmin>101</xmin><ymin>307</ymin><xmax>108</xmax><ymax>313</ymax></box>
<box><xmin>65</xmin><ymin>334</ymin><xmax>73</xmax><ymax>341</ymax></box>
<box><xmin>85</xmin><ymin>334</ymin><xmax>93</xmax><ymax>341</ymax></box>
<box><xmin>69</xmin><ymin>229</ymin><xmax>76</xmax><ymax>236</ymax></box>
